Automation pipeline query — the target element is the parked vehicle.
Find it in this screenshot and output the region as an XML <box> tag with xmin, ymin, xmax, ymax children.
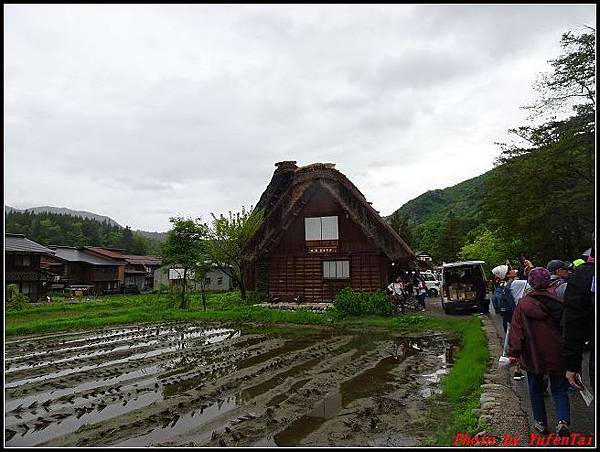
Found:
<box><xmin>420</xmin><ymin>271</ymin><xmax>441</xmax><ymax>297</ymax></box>
<box><xmin>440</xmin><ymin>261</ymin><xmax>489</xmax><ymax>314</ymax></box>
<box><xmin>411</xmin><ymin>271</ymin><xmax>441</xmax><ymax>296</ymax></box>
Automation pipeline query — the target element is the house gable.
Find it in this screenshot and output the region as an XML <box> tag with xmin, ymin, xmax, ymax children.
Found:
<box><xmin>270</xmin><ymin>184</ymin><xmax>382</xmax><ymax>257</ymax></box>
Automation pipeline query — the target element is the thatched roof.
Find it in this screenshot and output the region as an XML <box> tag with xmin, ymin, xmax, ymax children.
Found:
<box><xmin>248</xmin><ymin>162</ymin><xmax>414</xmax><ymax>261</ymax></box>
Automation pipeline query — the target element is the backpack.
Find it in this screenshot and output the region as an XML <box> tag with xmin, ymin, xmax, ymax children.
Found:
<box><xmin>491</xmin><ymin>286</ymin><xmax>504</xmax><ymax>310</ymax></box>
<box><xmin>498</xmin><ymin>281</ymin><xmax>516</xmax><ymax>313</ymax></box>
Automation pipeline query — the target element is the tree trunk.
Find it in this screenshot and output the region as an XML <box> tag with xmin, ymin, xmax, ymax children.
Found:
<box><xmin>239</xmin><ymin>274</ymin><xmax>246</xmax><ymax>301</ymax></box>
<box><xmin>181</xmin><ymin>268</ymin><xmax>187</xmax><ymax>310</ymax></box>
<box><xmin>200</xmin><ymin>281</ymin><xmax>206</xmax><ymax>312</ymax></box>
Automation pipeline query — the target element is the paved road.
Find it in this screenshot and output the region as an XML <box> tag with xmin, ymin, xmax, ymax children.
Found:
<box><xmin>424</xmin><ymin>294</ymin><xmax>595</xmax><ymax>437</ymax></box>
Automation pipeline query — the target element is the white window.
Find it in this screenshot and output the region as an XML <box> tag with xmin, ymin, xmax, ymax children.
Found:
<box><xmin>169</xmin><ymin>268</ymin><xmax>185</xmax><ymax>280</ymax></box>
<box><xmin>205</xmin><ymin>277</ymin><xmax>211</xmax><ymax>285</ymax></box>
<box><xmin>321</xmin><ymin>216</ymin><xmax>339</xmax><ymax>240</ymax></box>
<box><xmin>217</xmin><ymin>277</ymin><xmax>223</xmax><ymax>285</ymax></box>
<box><xmin>304</xmin><ymin>217</ymin><xmax>322</xmax><ymax>240</ymax></box>
<box><xmin>323</xmin><ymin>260</ymin><xmax>349</xmax><ymax>279</ymax></box>
<box><xmin>305</xmin><ymin>216</ymin><xmax>339</xmax><ymax>240</ymax></box>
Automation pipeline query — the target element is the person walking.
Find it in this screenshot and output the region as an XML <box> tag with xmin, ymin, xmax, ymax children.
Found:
<box><xmin>546</xmin><ymin>260</ymin><xmax>573</xmax><ymax>302</ymax></box>
<box><xmin>492</xmin><ymin>264</ymin><xmax>528</xmax><ymax>380</ymax></box>
<box><xmin>563</xmin><ymin>236</ymin><xmax>595</xmax><ymax>392</ymax></box>
<box><xmin>415</xmin><ymin>276</ymin><xmax>427</xmax><ymax>312</ymax></box>
<box><xmin>508</xmin><ymin>267</ymin><xmax>570</xmax><ymax>437</ymax></box>
<box><xmin>387</xmin><ymin>276</ymin><xmax>405</xmax><ymax>314</ymax></box>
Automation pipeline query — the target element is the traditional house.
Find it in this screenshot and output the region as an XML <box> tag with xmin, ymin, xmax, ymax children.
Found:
<box><xmin>154</xmin><ymin>266</ymin><xmax>233</xmax><ymax>292</ymax></box>
<box><xmin>85</xmin><ymin>247</ymin><xmax>127</xmax><ymax>288</ymax></box>
<box><xmin>122</xmin><ymin>254</ymin><xmax>162</xmax><ymax>292</ymax></box>
<box><xmin>415</xmin><ymin>251</ymin><xmax>435</xmax><ymax>271</ymax></box>
<box><xmin>85</xmin><ymin>248</ymin><xmax>162</xmax><ymax>292</ymax></box>
<box><xmin>5</xmin><ymin>233</ymin><xmax>55</xmax><ymax>302</ymax></box>
<box><xmin>47</xmin><ymin>246</ymin><xmax>122</xmax><ymax>294</ymax></box>
<box><xmin>244</xmin><ymin>161</ymin><xmax>415</xmax><ymax>302</ymax></box>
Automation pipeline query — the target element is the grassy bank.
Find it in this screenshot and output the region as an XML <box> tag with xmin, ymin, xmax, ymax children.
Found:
<box><xmin>4</xmin><ymin>292</ymin><xmax>334</xmax><ymax>337</ymax></box>
<box><xmin>5</xmin><ymin>292</ymin><xmax>488</xmax><ymax>445</ymax></box>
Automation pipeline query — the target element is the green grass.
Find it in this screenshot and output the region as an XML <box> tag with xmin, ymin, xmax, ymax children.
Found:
<box><xmin>5</xmin><ymin>292</ymin><xmax>489</xmax><ymax>445</ymax></box>
<box><xmin>4</xmin><ymin>293</ymin><xmax>337</xmax><ymax>336</ymax></box>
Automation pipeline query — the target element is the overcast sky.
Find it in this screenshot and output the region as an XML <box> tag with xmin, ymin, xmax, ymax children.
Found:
<box><xmin>4</xmin><ymin>4</ymin><xmax>596</xmax><ymax>232</ymax></box>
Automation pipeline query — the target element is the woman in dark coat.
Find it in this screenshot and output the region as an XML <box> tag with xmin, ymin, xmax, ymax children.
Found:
<box><xmin>508</xmin><ymin>267</ymin><xmax>570</xmax><ymax>437</ymax></box>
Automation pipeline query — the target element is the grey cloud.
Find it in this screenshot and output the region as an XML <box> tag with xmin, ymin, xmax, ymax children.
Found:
<box><xmin>4</xmin><ymin>4</ymin><xmax>595</xmax><ymax>231</ymax></box>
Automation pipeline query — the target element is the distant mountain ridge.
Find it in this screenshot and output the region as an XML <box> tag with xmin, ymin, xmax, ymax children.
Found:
<box><xmin>6</xmin><ymin>205</ymin><xmax>122</xmax><ymax>227</ymax></box>
<box><xmin>388</xmin><ymin>167</ymin><xmax>497</xmax><ymax>227</ymax></box>
<box><xmin>5</xmin><ymin>205</ymin><xmax>167</xmax><ymax>240</ymax></box>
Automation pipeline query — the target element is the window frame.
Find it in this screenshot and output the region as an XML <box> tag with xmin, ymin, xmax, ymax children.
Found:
<box><xmin>322</xmin><ymin>260</ymin><xmax>350</xmax><ymax>280</ymax></box>
<box><xmin>305</xmin><ymin>216</ymin><xmax>339</xmax><ymax>241</ymax></box>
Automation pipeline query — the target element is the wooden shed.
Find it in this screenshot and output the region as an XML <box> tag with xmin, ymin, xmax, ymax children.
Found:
<box><xmin>245</xmin><ymin>161</ymin><xmax>415</xmax><ymax>302</ymax></box>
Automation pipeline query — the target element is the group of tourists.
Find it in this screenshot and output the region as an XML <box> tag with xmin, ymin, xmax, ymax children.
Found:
<box><xmin>387</xmin><ymin>271</ymin><xmax>427</xmax><ymax>312</ymax></box>
<box><xmin>491</xmin><ymin>235</ymin><xmax>595</xmax><ymax>438</ymax></box>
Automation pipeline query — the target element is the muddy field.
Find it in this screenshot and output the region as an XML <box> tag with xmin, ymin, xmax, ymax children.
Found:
<box><xmin>5</xmin><ymin>321</ymin><xmax>458</xmax><ymax>447</ymax></box>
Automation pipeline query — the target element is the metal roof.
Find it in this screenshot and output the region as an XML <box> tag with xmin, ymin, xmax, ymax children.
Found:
<box><xmin>51</xmin><ymin>247</ymin><xmax>120</xmax><ymax>266</ymax></box>
<box><xmin>123</xmin><ymin>255</ymin><xmax>162</xmax><ymax>266</ymax></box>
<box><xmin>5</xmin><ymin>233</ymin><xmax>55</xmax><ymax>254</ymax></box>
<box><xmin>442</xmin><ymin>260</ymin><xmax>486</xmax><ymax>268</ymax></box>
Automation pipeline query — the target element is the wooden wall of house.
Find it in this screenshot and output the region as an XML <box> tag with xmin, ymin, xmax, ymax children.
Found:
<box><xmin>5</xmin><ymin>252</ymin><xmax>41</xmax><ymax>272</ymax></box>
<box><xmin>5</xmin><ymin>252</ymin><xmax>45</xmax><ymax>302</ymax></box>
<box><xmin>257</xmin><ymin>188</ymin><xmax>391</xmax><ymax>302</ymax></box>
<box><xmin>87</xmin><ymin>265</ymin><xmax>120</xmax><ymax>283</ymax></box>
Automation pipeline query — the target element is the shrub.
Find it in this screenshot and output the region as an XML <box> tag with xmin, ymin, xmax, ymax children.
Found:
<box><xmin>211</xmin><ymin>291</ymin><xmax>245</xmax><ymax>308</ymax></box>
<box><xmin>245</xmin><ymin>290</ymin><xmax>267</xmax><ymax>305</ymax></box>
<box><xmin>333</xmin><ymin>287</ymin><xmax>363</xmax><ymax>317</ymax></box>
<box><xmin>333</xmin><ymin>287</ymin><xmax>393</xmax><ymax>317</ymax></box>
<box><xmin>362</xmin><ymin>291</ymin><xmax>393</xmax><ymax>316</ymax></box>
<box><xmin>6</xmin><ymin>284</ymin><xmax>29</xmax><ymax>311</ymax></box>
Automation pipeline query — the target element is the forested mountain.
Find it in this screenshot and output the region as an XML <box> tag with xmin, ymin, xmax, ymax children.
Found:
<box><xmin>386</xmin><ymin>169</ymin><xmax>496</xmax><ymax>263</ymax></box>
<box><xmin>5</xmin><ymin>205</ymin><xmax>168</xmax><ymax>243</ymax></box>
<box><xmin>389</xmin><ymin>168</ymin><xmax>495</xmax><ymax>229</ymax></box>
<box><xmin>5</xmin><ymin>209</ymin><xmax>162</xmax><ymax>255</ymax></box>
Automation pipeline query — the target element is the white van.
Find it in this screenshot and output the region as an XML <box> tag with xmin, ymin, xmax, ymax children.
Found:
<box><xmin>440</xmin><ymin>261</ymin><xmax>489</xmax><ymax>314</ymax></box>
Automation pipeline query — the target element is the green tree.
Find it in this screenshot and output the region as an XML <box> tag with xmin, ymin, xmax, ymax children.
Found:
<box><xmin>120</xmin><ymin>226</ymin><xmax>135</xmax><ymax>252</ymax></box>
<box><xmin>486</xmin><ymin>29</ymin><xmax>595</xmax><ymax>263</ymax></box>
<box><xmin>459</xmin><ymin>225</ymin><xmax>523</xmax><ymax>273</ymax></box>
<box><xmin>412</xmin><ymin>218</ymin><xmax>443</xmax><ymax>260</ymax></box>
<box><xmin>435</xmin><ymin>211</ymin><xmax>464</xmax><ymax>262</ymax></box>
<box><xmin>191</xmin><ymin>259</ymin><xmax>214</xmax><ymax>311</ymax></box>
<box><xmin>205</xmin><ymin>206</ymin><xmax>264</xmax><ymax>301</ymax></box>
<box><xmin>161</xmin><ymin>217</ymin><xmax>208</xmax><ymax>309</ymax></box>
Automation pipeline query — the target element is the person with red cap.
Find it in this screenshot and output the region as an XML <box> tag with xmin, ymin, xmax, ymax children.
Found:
<box><xmin>508</xmin><ymin>267</ymin><xmax>570</xmax><ymax>437</ymax></box>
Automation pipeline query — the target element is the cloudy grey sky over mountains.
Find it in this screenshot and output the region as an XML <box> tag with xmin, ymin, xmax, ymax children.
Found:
<box><xmin>4</xmin><ymin>4</ymin><xmax>596</xmax><ymax>231</ymax></box>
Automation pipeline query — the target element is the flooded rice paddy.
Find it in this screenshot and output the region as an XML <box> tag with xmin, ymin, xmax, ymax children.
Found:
<box><xmin>5</xmin><ymin>321</ymin><xmax>458</xmax><ymax>447</ymax></box>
